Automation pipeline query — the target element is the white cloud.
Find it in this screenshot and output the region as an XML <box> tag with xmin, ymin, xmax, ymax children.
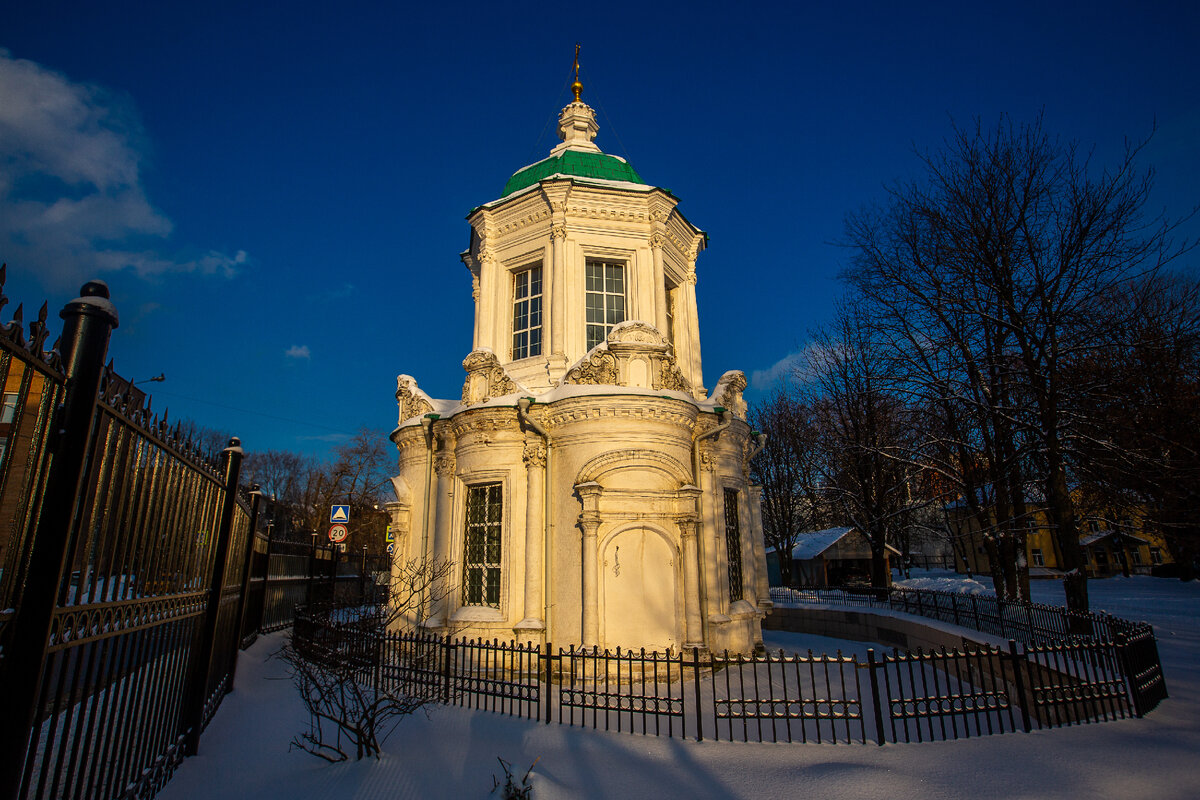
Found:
<box><xmin>0</xmin><ymin>50</ymin><xmax>247</xmax><ymax>287</ymax></box>
<box><xmin>750</xmin><ymin>350</ymin><xmax>807</xmax><ymax>391</ymax></box>
<box><xmin>284</xmin><ymin>345</ymin><xmax>311</xmax><ymax>360</ymax></box>
<box><xmin>749</xmin><ymin>343</ymin><xmax>833</xmax><ymax>391</ymax></box>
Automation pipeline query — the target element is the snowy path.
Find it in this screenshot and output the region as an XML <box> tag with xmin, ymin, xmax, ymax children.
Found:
<box><xmin>158</xmin><ymin>576</ymin><xmax>1200</xmax><ymax>800</ymax></box>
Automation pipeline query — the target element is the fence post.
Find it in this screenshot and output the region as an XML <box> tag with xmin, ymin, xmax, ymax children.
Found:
<box><xmin>442</xmin><ymin>636</ymin><xmax>453</xmax><ymax>704</ymax></box>
<box><xmin>255</xmin><ymin>515</ymin><xmax>275</xmax><ymax>634</ymax></box>
<box><xmin>181</xmin><ymin>438</ymin><xmax>245</xmax><ymax>756</ymax></box>
<box><xmin>544</xmin><ymin>642</ymin><xmax>553</xmax><ymax>724</ymax></box>
<box><xmin>0</xmin><ymin>281</ymin><xmax>117</xmax><ymax>800</ymax></box>
<box><xmin>970</xmin><ymin>594</ymin><xmax>981</xmax><ymax>630</ymax></box>
<box><xmin>232</xmin><ymin>487</ymin><xmax>265</xmax><ymax>660</ymax></box>
<box><xmin>866</xmin><ymin>649</ymin><xmax>885</xmax><ymax>746</ymax></box>
<box><xmin>692</xmin><ymin>647</ymin><xmax>703</xmax><ymax>742</ymax></box>
<box><xmin>1112</xmin><ymin>631</ymin><xmax>1143</xmax><ymax>717</ymax></box>
<box><xmin>1008</xmin><ymin>640</ymin><xmax>1033</xmax><ymax>733</ymax></box>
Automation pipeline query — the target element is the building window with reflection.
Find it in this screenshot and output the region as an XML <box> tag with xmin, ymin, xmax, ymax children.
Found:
<box><xmin>512</xmin><ymin>265</ymin><xmax>543</xmax><ymax>360</ymax></box>
<box><xmin>585</xmin><ymin>260</ymin><xmax>625</xmax><ymax>350</ymax></box>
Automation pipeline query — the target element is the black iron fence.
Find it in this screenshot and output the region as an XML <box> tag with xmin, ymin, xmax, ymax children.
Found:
<box><xmin>295</xmin><ymin>590</ymin><xmax>1164</xmax><ymax>747</ymax></box>
<box><xmin>0</xmin><ymin>276</ymin><xmax>370</xmax><ymax>800</ymax></box>
<box><xmin>767</xmin><ymin>585</ymin><xmax>1167</xmax><ymax>717</ymax></box>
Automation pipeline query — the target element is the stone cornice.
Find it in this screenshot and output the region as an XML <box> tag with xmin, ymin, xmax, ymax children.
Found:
<box><xmin>542</xmin><ymin>396</ymin><xmax>697</xmax><ymax>429</ymax></box>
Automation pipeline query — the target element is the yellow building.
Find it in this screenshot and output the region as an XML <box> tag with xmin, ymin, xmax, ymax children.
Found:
<box><xmin>950</xmin><ymin>507</ymin><xmax>1172</xmax><ymax>579</ymax></box>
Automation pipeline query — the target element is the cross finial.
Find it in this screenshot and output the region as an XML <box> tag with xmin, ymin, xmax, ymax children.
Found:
<box><xmin>571</xmin><ymin>43</ymin><xmax>583</xmax><ymax>102</ymax></box>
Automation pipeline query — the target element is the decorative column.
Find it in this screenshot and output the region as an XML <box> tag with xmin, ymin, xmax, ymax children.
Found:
<box><xmin>575</xmin><ymin>481</ymin><xmax>603</xmax><ymax>648</ymax></box>
<box><xmin>549</xmin><ymin>222</ymin><xmax>566</xmax><ymax>357</ymax></box>
<box><xmin>682</xmin><ymin>265</ymin><xmax>704</xmax><ymax>397</ymax></box>
<box><xmin>748</xmin><ymin>486</ymin><xmax>772</xmax><ymax>613</ymax></box>
<box><xmin>426</xmin><ymin>446</ymin><xmax>456</xmax><ymax>628</ymax></box>
<box><xmin>515</xmin><ymin>439</ymin><xmax>547</xmax><ymax>636</ymax></box>
<box><xmin>678</xmin><ymin>484</ymin><xmax>704</xmax><ymax>649</ymax></box>
<box><xmin>477</xmin><ymin>246</ymin><xmax>496</xmax><ymax>353</ymax></box>
<box><xmin>470</xmin><ymin>272</ymin><xmax>481</xmax><ymax>350</ymax></box>
<box><xmin>543</xmin><ymin>183</ymin><xmax>571</xmax><ymax>374</ymax></box>
<box><xmin>650</xmin><ymin>232</ymin><xmax>668</xmax><ymax>334</ymax></box>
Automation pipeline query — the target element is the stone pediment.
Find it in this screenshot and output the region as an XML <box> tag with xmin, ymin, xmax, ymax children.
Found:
<box><xmin>461</xmin><ymin>349</ymin><xmax>524</xmax><ymax>405</ymax></box>
<box><xmin>562</xmin><ymin>322</ymin><xmax>692</xmax><ymax>393</ymax></box>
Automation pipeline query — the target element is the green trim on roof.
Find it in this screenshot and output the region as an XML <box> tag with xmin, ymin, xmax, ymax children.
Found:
<box><xmin>503</xmin><ymin>150</ymin><xmax>646</xmax><ymax>196</ymax></box>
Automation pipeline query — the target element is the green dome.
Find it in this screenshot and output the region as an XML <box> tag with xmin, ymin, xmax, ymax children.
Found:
<box><xmin>503</xmin><ymin>150</ymin><xmax>645</xmax><ymax>197</ymax></box>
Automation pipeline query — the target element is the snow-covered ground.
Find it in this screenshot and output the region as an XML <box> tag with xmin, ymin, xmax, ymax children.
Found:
<box><xmin>159</xmin><ymin>574</ymin><xmax>1200</xmax><ymax>800</ymax></box>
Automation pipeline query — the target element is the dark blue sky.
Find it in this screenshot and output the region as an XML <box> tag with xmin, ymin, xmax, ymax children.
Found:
<box><xmin>3</xmin><ymin>1</ymin><xmax>1198</xmax><ymax>458</ymax></box>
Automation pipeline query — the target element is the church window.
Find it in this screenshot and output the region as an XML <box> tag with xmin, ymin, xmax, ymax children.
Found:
<box><xmin>512</xmin><ymin>266</ymin><xmax>543</xmax><ymax>360</ymax></box>
<box><xmin>724</xmin><ymin>488</ymin><xmax>743</xmax><ymax>602</ymax></box>
<box><xmin>462</xmin><ymin>483</ymin><xmax>502</xmax><ymax>608</ymax></box>
<box><xmin>585</xmin><ymin>260</ymin><xmax>626</xmax><ymax>350</ymax></box>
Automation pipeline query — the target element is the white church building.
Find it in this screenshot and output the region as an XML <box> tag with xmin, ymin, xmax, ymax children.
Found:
<box><xmin>387</xmin><ymin>75</ymin><xmax>771</xmax><ymax>655</ymax></box>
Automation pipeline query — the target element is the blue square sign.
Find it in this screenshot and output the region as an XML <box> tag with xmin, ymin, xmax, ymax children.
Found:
<box><xmin>330</xmin><ymin>505</ymin><xmax>350</xmax><ymax>523</ymax></box>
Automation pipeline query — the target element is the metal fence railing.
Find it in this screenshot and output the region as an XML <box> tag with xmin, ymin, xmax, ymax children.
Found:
<box><xmin>0</xmin><ymin>276</ymin><xmax>365</xmax><ymax>800</ymax></box>
<box><xmin>294</xmin><ymin>593</ymin><xmax>1166</xmax><ymax>748</ymax></box>
<box><xmin>767</xmin><ymin>585</ymin><xmax>1167</xmax><ymax>717</ymax></box>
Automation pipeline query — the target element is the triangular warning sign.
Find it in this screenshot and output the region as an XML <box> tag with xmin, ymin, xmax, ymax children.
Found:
<box><xmin>331</xmin><ymin>506</ymin><xmax>349</xmax><ymax>522</ymax></box>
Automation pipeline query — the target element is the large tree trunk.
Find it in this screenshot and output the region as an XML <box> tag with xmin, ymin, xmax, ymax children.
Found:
<box><xmin>1045</xmin><ymin>457</ymin><xmax>1088</xmax><ymax>611</ymax></box>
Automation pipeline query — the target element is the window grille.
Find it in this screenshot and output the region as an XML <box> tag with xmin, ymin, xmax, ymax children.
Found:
<box><xmin>462</xmin><ymin>483</ymin><xmax>502</xmax><ymax>608</ymax></box>
<box><xmin>724</xmin><ymin>488</ymin><xmax>743</xmax><ymax>602</ymax></box>
<box><xmin>512</xmin><ymin>266</ymin><xmax>543</xmax><ymax>360</ymax></box>
<box><xmin>585</xmin><ymin>260</ymin><xmax>626</xmax><ymax>350</ymax></box>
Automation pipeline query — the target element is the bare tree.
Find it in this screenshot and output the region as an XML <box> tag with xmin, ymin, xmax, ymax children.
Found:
<box><xmin>842</xmin><ymin>115</ymin><xmax>1191</xmax><ymax>610</ymax></box>
<box><xmin>749</xmin><ymin>389</ymin><xmax>828</xmax><ymax>585</ymax></box>
<box><xmin>1072</xmin><ymin>271</ymin><xmax>1200</xmax><ymax>579</ymax></box>
<box><xmin>804</xmin><ymin>302</ymin><xmax>923</xmax><ymax>588</ymax></box>
<box><xmin>281</xmin><ymin>556</ymin><xmax>454</xmax><ymax>762</ymax></box>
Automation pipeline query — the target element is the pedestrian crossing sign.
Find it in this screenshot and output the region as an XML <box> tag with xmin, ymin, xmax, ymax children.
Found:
<box><xmin>331</xmin><ymin>505</ymin><xmax>350</xmax><ymax>523</ymax></box>
<box><xmin>385</xmin><ymin>524</ymin><xmax>394</xmax><ymax>542</ymax></box>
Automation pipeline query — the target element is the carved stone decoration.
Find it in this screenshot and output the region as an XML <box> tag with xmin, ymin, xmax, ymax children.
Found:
<box><xmin>658</xmin><ymin>359</ymin><xmax>691</xmax><ymax>393</ymax></box>
<box><xmin>607</xmin><ymin>321</ymin><xmax>667</xmax><ymax>348</ymax></box>
<box><xmin>396</xmin><ymin>375</ymin><xmax>434</xmax><ymax>423</ymax></box>
<box><xmin>461</xmin><ymin>349</ymin><xmax>522</xmax><ymax>405</ymax></box>
<box><xmin>563</xmin><ymin>349</ymin><xmax>618</xmax><ymax>386</ymax></box>
<box><xmin>551</xmin><ymin>222</ymin><xmax>567</xmax><ymax>240</ymax></box>
<box><xmin>433</xmin><ymin>449</ymin><xmax>456</xmax><ymax>477</ymax></box>
<box><xmin>523</xmin><ymin>439</ymin><xmax>547</xmax><ymax>468</ymax></box>
<box><xmin>714</xmin><ymin>370</ymin><xmax>749</xmax><ymax>420</ymax></box>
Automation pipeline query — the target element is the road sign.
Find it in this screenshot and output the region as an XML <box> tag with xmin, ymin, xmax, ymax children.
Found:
<box><xmin>328</xmin><ymin>523</ymin><xmax>348</xmax><ymax>543</ymax></box>
<box><xmin>330</xmin><ymin>505</ymin><xmax>350</xmax><ymax>523</ymax></box>
<box><xmin>385</xmin><ymin>524</ymin><xmax>395</xmax><ymax>543</ymax></box>
<box><xmin>335</xmin><ymin>542</ymin><xmax>347</xmax><ymax>553</ymax></box>
<box><xmin>386</xmin><ymin>543</ymin><xmax>395</xmax><ymax>555</ymax></box>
